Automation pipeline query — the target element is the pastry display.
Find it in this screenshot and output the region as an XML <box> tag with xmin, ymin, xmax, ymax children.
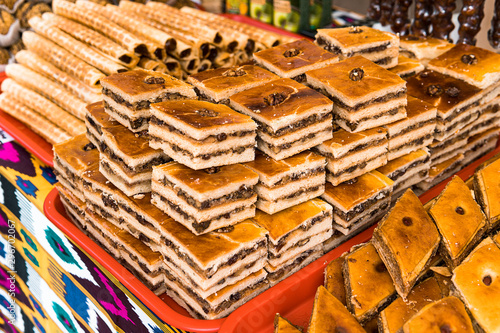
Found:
<box><xmin>306</xmin><ymin>56</ymin><xmax>407</xmax><ymax>133</ymax></box>
<box><xmin>84</xmin><ymin>208</ymin><xmax>122</xmax><ymax>259</ymax></box>
<box><xmin>230</xmin><ymin>78</ymin><xmax>333</xmax><ymax>160</ymax></box>
<box><xmin>322</xmin><ymin>171</ymin><xmax>393</xmax><ymax>236</ymax></box>
<box><xmin>149</xmin><ymin>100</ymin><xmax>257</xmax><ymax>169</ymax></box>
<box><xmin>377</xmin><ymin>148</ymin><xmax>430</xmax><ymax>200</ymax></box>
<box><xmin>100</xmin><ymin>69</ymin><xmax>196</xmax><ymax>133</ymax></box>
<box><xmin>372</xmin><ymin>190</ymin><xmax>440</xmax><ymax>298</ymax></box>
<box><xmin>151</xmin><ymin>162</ymin><xmax>258</xmax><ymax>235</ymax></box>
<box><xmin>388</xmin><ymin>55</ymin><xmax>425</xmax><ymax>79</ymax></box>
<box><xmin>253</xmin><ymin>39</ymin><xmax>339</xmax><ymax>83</ymax></box>
<box><xmin>474</xmin><ymin>156</ymin><xmax>500</xmax><ymax>231</ymax></box>
<box><xmin>315</xmin><ymin>127</ymin><xmax>388</xmax><ymax>185</ymax></box>
<box><xmin>383</xmin><ymin>96</ymin><xmax>436</xmax><ymax>161</ymax></box>
<box><xmin>343</xmin><ymin>242</ymin><xmax>396</xmax><ymax>324</ymax></box>
<box><xmin>84</xmin><ymin>102</ymin><xmax>121</xmax><ymax>151</ymax></box>
<box><xmin>188</xmin><ymin>65</ymin><xmax>279</xmax><ymax>104</ymax></box>
<box><xmin>315</xmin><ymin>26</ymin><xmax>399</xmax><ymax>68</ymax></box>
<box><xmin>399</xmin><ymin>36</ymin><xmax>454</xmax><ymax>66</ymax></box>
<box><xmin>429</xmin><ymin>176</ymin><xmax>487</xmax><ymax>268</ymax></box>
<box><xmin>252</xmin><ymin>199</ymin><xmax>333</xmax><ymax>286</ymax></box>
<box><xmin>244</xmin><ymin>151</ymin><xmax>326</xmax><ymax>214</ymax></box>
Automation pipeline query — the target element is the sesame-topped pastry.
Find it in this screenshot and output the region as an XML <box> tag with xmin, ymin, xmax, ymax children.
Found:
<box><xmin>252</xmin><ymin>198</ymin><xmax>333</xmax><ymax>286</ymax></box>
<box><xmin>101</xmin><ymin>69</ymin><xmax>197</xmax><ymax>133</ymax></box>
<box><xmin>315</xmin><ymin>127</ymin><xmax>388</xmax><ymax>186</ymax></box>
<box><xmin>399</xmin><ymin>36</ymin><xmax>454</xmax><ymax>66</ymax></box>
<box><xmin>274</xmin><ymin>314</ymin><xmax>302</xmax><ymax>333</ymax></box>
<box><xmin>244</xmin><ymin>150</ymin><xmax>326</xmax><ymax>214</ymax></box>
<box><xmin>407</xmin><ymin>70</ymin><xmax>484</xmax><ymax>141</ymax></box>
<box><xmin>402</xmin><ymin>296</ymin><xmax>474</xmax><ymax>333</ymax></box>
<box><xmin>53</xmin><ymin>133</ymin><xmax>99</xmax><ymax>202</ymax></box>
<box><xmin>474</xmin><ymin>155</ymin><xmax>500</xmax><ymax>231</ymax></box>
<box><xmin>343</xmin><ymin>242</ymin><xmax>397</xmax><ymax>324</ymax></box>
<box><xmin>372</xmin><ymin>190</ymin><xmax>441</xmax><ymax>299</ymax></box>
<box><xmin>389</xmin><ymin>55</ymin><xmax>425</xmax><ymax>80</ymax></box>
<box><xmin>188</xmin><ymin>65</ymin><xmax>279</xmax><ymax>104</ymax></box>
<box><xmin>151</xmin><ymin>161</ymin><xmax>258</xmax><ymax>235</ymax></box>
<box><xmin>230</xmin><ymin>78</ymin><xmax>333</xmax><ymax>160</ymax></box>
<box><xmin>85</xmin><ymin>101</ymin><xmax>122</xmax><ymax>151</ymax></box>
<box><xmin>427</xmin><ymin>44</ymin><xmax>500</xmax><ymax>89</ymax></box>
<box><xmin>315</xmin><ymin>26</ymin><xmax>399</xmax><ymax>68</ymax></box>
<box><xmin>452</xmin><ymin>238</ymin><xmax>500</xmax><ymax>333</ymax></box>
<box><xmin>149</xmin><ymin>100</ymin><xmax>257</xmax><ymax>169</ymax></box>
<box><xmin>429</xmin><ymin>176</ymin><xmax>487</xmax><ymax>268</ymax></box>
<box><xmin>253</xmin><ymin>39</ymin><xmax>340</xmax><ymax>83</ymax></box>
<box><xmin>306</xmin><ymin>56</ymin><xmax>407</xmax><ymax>133</ymax></box>
<box><xmin>322</xmin><ymin>171</ymin><xmax>393</xmax><ymax>235</ymax></box>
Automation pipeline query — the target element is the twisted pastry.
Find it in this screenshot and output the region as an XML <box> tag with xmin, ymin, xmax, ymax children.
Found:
<box><xmin>431</xmin><ymin>0</ymin><xmax>456</xmax><ymax>41</ymax></box>
<box><xmin>391</xmin><ymin>0</ymin><xmax>413</xmax><ymax>35</ymax></box>
<box><xmin>488</xmin><ymin>0</ymin><xmax>500</xmax><ymax>48</ymax></box>
<box><xmin>412</xmin><ymin>0</ymin><xmax>433</xmax><ymax>36</ymax></box>
<box><xmin>458</xmin><ymin>0</ymin><xmax>485</xmax><ymax>45</ymax></box>
<box><xmin>367</xmin><ymin>0</ymin><xmax>382</xmax><ymax>20</ymax></box>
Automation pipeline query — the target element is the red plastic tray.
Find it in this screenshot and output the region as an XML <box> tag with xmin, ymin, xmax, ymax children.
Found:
<box><xmin>219</xmin><ymin>145</ymin><xmax>500</xmax><ymax>333</ymax></box>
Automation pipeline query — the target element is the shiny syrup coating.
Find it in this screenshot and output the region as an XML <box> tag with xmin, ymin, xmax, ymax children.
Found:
<box><xmin>457</xmin><ymin>0</ymin><xmax>486</xmax><ymax>45</ymax></box>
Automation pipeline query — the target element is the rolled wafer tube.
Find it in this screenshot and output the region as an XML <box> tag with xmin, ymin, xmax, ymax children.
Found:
<box><xmin>0</xmin><ymin>94</ymin><xmax>72</xmax><ymax>144</ymax></box>
<box><xmin>52</xmin><ymin>0</ymin><xmax>152</xmax><ymax>58</ymax></box>
<box><xmin>144</xmin><ymin>1</ymin><xmax>224</xmax><ymax>48</ymax></box>
<box><xmin>22</xmin><ymin>31</ymin><xmax>104</xmax><ymax>87</ymax></box>
<box><xmin>1</xmin><ymin>79</ymin><xmax>85</xmax><ymax>136</ymax></box>
<box><xmin>180</xmin><ymin>57</ymin><xmax>200</xmax><ymax>73</ymax></box>
<box><xmin>29</xmin><ymin>16</ymin><xmax>127</xmax><ymax>75</ymax></box>
<box><xmin>198</xmin><ymin>59</ymin><xmax>212</xmax><ymax>72</ymax></box>
<box><xmin>6</xmin><ymin>64</ymin><xmax>87</xmax><ymax>120</ymax></box>
<box><xmin>15</xmin><ymin>50</ymin><xmax>101</xmax><ymax>104</ymax></box>
<box><xmin>42</xmin><ymin>13</ymin><xmax>139</xmax><ymax>68</ymax></box>
<box><xmin>181</xmin><ymin>70</ymin><xmax>189</xmax><ymax>81</ymax></box>
<box><xmin>119</xmin><ymin>2</ymin><xmax>212</xmax><ymax>58</ymax></box>
<box><xmin>234</xmin><ymin>50</ymin><xmax>248</xmax><ymax>64</ymax></box>
<box><xmin>138</xmin><ymin>57</ymin><xmax>167</xmax><ymax>73</ymax></box>
<box><xmin>213</xmin><ymin>51</ymin><xmax>231</xmax><ymax>67</ymax></box>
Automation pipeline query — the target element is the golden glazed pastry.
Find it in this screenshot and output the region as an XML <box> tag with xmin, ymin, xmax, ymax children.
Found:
<box><xmin>274</xmin><ymin>314</ymin><xmax>302</xmax><ymax>333</ymax></box>
<box><xmin>474</xmin><ymin>156</ymin><xmax>500</xmax><ymax>231</ymax></box>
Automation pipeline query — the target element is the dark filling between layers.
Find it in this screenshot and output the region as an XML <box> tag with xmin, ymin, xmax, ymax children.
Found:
<box><xmin>266</xmin><ymin>166</ymin><xmax>325</xmax><ymax>188</ymax></box>
<box><xmin>125</xmin><ymin>252</ymin><xmax>162</xmax><ymax>276</ymax></box>
<box><xmin>435</xmin><ymin>113</ymin><xmax>475</xmax><ymax>135</ymax></box>
<box><xmin>374</xmin><ymin>57</ymin><xmax>393</xmax><ymax>66</ymax></box>
<box><xmin>103</xmin><ymin>100</ymin><xmax>148</xmax><ymax>130</ymax></box>
<box><xmin>316</xmin><ymin>38</ymin><xmax>390</xmax><ymax>56</ymax></box>
<box><xmin>100</xmin><ymin>160</ymin><xmax>151</xmax><ymax>187</ymax></box>
<box><xmin>161</xmin><ymin>177</ymin><xmax>255</xmax><ymax>210</ymax></box>
<box><xmin>271</xmin><ymin>211</ymin><xmax>331</xmax><ymax>253</ymax></box>
<box><xmin>261</xmin><ymin>127</ymin><xmax>333</xmax><ymax>154</ymax></box>
<box><xmin>86</xmin><ymin>114</ymin><xmax>103</xmax><ymax>136</ymax></box>
<box><xmin>325</xmin><ymin>89</ymin><xmax>406</xmax><ymax>112</ymax></box>
<box><xmin>162</xmin><ymin>232</ymin><xmax>266</xmax><ymax>279</ymax></box>
<box><xmin>261</xmin><ymin>185</ymin><xmax>321</xmax><ymax>203</ymax></box>
<box><xmin>103</xmin><ymin>87</ymin><xmax>188</xmax><ymax>110</ymax></box>
<box><xmin>437</xmin><ymin>100</ymin><xmax>480</xmax><ymax>123</ymax></box>
<box><xmin>387</xmin><ymin>155</ymin><xmax>431</xmax><ymax>181</ymax></box>
<box><xmin>150</xmin><ymin>136</ymin><xmax>253</xmax><ymax>160</ymax></box>
<box><xmin>257</xmin><ymin>112</ymin><xmax>332</xmax><ymax>137</ymax></box>
<box><xmin>59</xmin><ymin>194</ymin><xmax>85</xmax><ymax>218</ymax></box>
<box><xmin>390</xmin><ymin>118</ymin><xmax>435</xmax><ymax>139</ymax></box>
<box><xmin>155</xmin><ymin>194</ymin><xmax>251</xmax><ymax>233</ymax></box>
<box><xmin>332</xmin><ymin>189</ymin><xmax>390</xmax><ymax>222</ymax></box>
<box><xmin>314</xmin><ymin>137</ymin><xmax>386</xmax><ymax>160</ymax></box>
<box><xmin>391</xmin><ymin>134</ymin><xmax>433</xmax><ymax>152</ymax></box>
<box><xmin>119</xmin><ymin>259</ymin><xmax>163</xmax><ymax>290</ymax></box>
<box><xmin>393</xmin><ymin>170</ymin><xmax>428</xmax><ymax>192</ymax></box>
<box><xmin>54</xmin><ymin>156</ymin><xmax>80</xmax><ymax>187</ymax></box>
<box><xmin>193</xmin><ymin>87</ymin><xmax>230</xmax><ymax>106</ymax></box>
<box><xmin>118</xmin><ymin>202</ymin><xmax>157</xmax><ymax>231</ymax></box>
<box><xmin>267</xmin><ymin>249</ymin><xmax>315</xmax><ymax>281</ymax></box>
<box><xmin>330</xmin><ymin>155</ymin><xmax>383</xmax><ymax>178</ymax></box>
<box><xmin>101</xmin><ymin>143</ymin><xmax>170</xmax><ymax>174</ymax></box>
<box><xmin>334</xmin><ymin>107</ymin><xmax>404</xmax><ymax>132</ymax></box>
<box><xmin>151</xmin><ymin>116</ymin><xmax>254</xmax><ymax>143</ymax></box>
<box><xmin>400</xmin><ymin>72</ymin><xmax>419</xmax><ymax>80</ymax></box>
<box><xmin>291</xmin><ymin>74</ymin><xmax>306</xmax><ymax>83</ymax></box>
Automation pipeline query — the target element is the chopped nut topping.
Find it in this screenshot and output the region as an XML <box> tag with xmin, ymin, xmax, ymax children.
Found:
<box><xmin>349</xmin><ymin>68</ymin><xmax>364</xmax><ymax>81</ymax></box>
<box><xmin>144</xmin><ymin>76</ymin><xmax>165</xmax><ymax>84</ymax></box>
<box><xmin>402</xmin><ymin>216</ymin><xmax>413</xmax><ymax>226</ymax></box>
<box><xmin>264</xmin><ymin>92</ymin><xmax>287</xmax><ymax>106</ymax></box>
<box><xmin>483</xmin><ymin>275</ymin><xmax>492</xmax><ymax>286</ymax></box>
<box><xmin>283</xmin><ymin>48</ymin><xmax>301</xmax><ymax>57</ymax></box>
<box><xmin>204</xmin><ymin>166</ymin><xmax>220</xmax><ymax>174</ymax></box>
<box><xmin>446</xmin><ymin>86</ymin><xmax>461</xmax><ymax>98</ymax></box>
<box><xmin>349</xmin><ymin>26</ymin><xmax>363</xmax><ymax>34</ymax></box>
<box><xmin>195</xmin><ymin>108</ymin><xmax>219</xmax><ymax>117</ymax></box>
<box><xmin>427</xmin><ymin>84</ymin><xmax>443</xmax><ymax>96</ymax></box>
<box><xmin>455</xmin><ymin>206</ymin><xmax>465</xmax><ymax>215</ymax></box>
<box><xmin>222</xmin><ymin>68</ymin><xmax>247</xmax><ymax>77</ymax></box>
<box><xmin>461</xmin><ymin>54</ymin><xmax>478</xmax><ymax>65</ymax></box>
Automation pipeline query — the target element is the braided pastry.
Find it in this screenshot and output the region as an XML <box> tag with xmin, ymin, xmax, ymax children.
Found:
<box><xmin>412</xmin><ymin>0</ymin><xmax>432</xmax><ymax>36</ymax></box>
<box><xmin>458</xmin><ymin>0</ymin><xmax>485</xmax><ymax>45</ymax></box>
<box><xmin>380</xmin><ymin>0</ymin><xmax>395</xmax><ymax>25</ymax></box>
<box><xmin>367</xmin><ymin>0</ymin><xmax>382</xmax><ymax>20</ymax></box>
<box><xmin>431</xmin><ymin>0</ymin><xmax>456</xmax><ymax>41</ymax></box>
<box><xmin>391</xmin><ymin>0</ymin><xmax>413</xmax><ymax>35</ymax></box>
<box><xmin>488</xmin><ymin>0</ymin><xmax>500</xmax><ymax>48</ymax></box>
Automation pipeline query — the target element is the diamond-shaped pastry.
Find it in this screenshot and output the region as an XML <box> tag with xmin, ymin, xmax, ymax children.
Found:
<box><xmin>274</xmin><ymin>314</ymin><xmax>302</xmax><ymax>333</ymax></box>
<box><xmin>324</xmin><ymin>253</ymin><xmax>347</xmax><ymax>305</ymax></box>
<box><xmin>474</xmin><ymin>156</ymin><xmax>500</xmax><ymax>231</ymax></box>
<box><xmin>372</xmin><ymin>190</ymin><xmax>440</xmax><ymax>299</ymax></box>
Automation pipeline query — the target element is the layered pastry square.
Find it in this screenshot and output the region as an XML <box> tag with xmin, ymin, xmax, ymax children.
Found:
<box><xmin>460</xmin><ymin>96</ymin><xmax>500</xmax><ymax>139</ymax></box>
<box><xmin>99</xmin><ymin>124</ymin><xmax>170</xmax><ymax>196</ymax></box>
<box><xmin>389</xmin><ymin>55</ymin><xmax>424</xmax><ymax>80</ymax></box>
<box><xmin>55</xmin><ymin>183</ymin><xmax>86</xmax><ymax>231</ymax></box>
<box><xmin>53</xmin><ymin>133</ymin><xmax>99</xmax><ymax>202</ymax></box>
<box><xmin>308</xmin><ymin>286</ymin><xmax>366</xmax><ymax>333</ymax></box>
<box><xmin>402</xmin><ymin>296</ymin><xmax>474</xmax><ymax>333</ymax></box>
<box><xmin>427</xmin><ymin>131</ymin><xmax>469</xmax><ymax>167</ymax></box>
<box><xmin>452</xmin><ymin>238</ymin><xmax>500</xmax><ymax>333</ymax></box>
<box><xmin>343</xmin><ymin>242</ymin><xmax>396</xmax><ymax>324</ymax></box>
<box><xmin>461</xmin><ymin>128</ymin><xmax>499</xmax><ymax>166</ymax></box>
<box><xmin>315</xmin><ymin>26</ymin><xmax>399</xmax><ymax>68</ymax></box>
<box><xmin>415</xmin><ymin>154</ymin><xmax>464</xmax><ymax>193</ymax></box>
<box><xmin>372</xmin><ymin>190</ymin><xmax>441</xmax><ymax>299</ymax></box>
<box><xmin>399</xmin><ymin>36</ymin><xmax>454</xmax><ymax>66</ymax></box>
<box><xmin>149</xmin><ymin>100</ymin><xmax>256</xmax><ymax>169</ymax></box>
<box><xmin>252</xmin><ymin>198</ymin><xmax>333</xmax><ymax>286</ymax></box>
<box><xmin>253</xmin><ymin>39</ymin><xmax>340</xmax><ymax>83</ymax></box>
<box><xmin>85</xmin><ymin>101</ymin><xmax>121</xmax><ymax>151</ymax></box>
<box><xmin>324</xmin><ymin>254</ymin><xmax>347</xmax><ymax>305</ymax></box>
<box><xmin>429</xmin><ymin>176</ymin><xmax>487</xmax><ymax>268</ymax></box>
<box><xmin>384</xmin><ymin>96</ymin><xmax>436</xmax><ymax>161</ymax></box>
<box><xmin>244</xmin><ymin>150</ymin><xmax>326</xmax><ymax>214</ymax></box>
<box><xmin>314</xmin><ymin>127</ymin><xmax>388</xmax><ymax>186</ymax></box>
<box><xmin>407</xmin><ymin>70</ymin><xmax>484</xmax><ymax>141</ymax></box>
<box><xmin>379</xmin><ymin>277</ymin><xmax>444</xmax><ymax>333</ymax></box>
<box><xmin>306</xmin><ymin>56</ymin><xmax>407</xmax><ymax>133</ymax></box>
<box><xmin>377</xmin><ymin>149</ymin><xmax>431</xmax><ymax>199</ymax></box>
<box><xmin>230</xmin><ymin>78</ymin><xmax>333</xmax><ymax>160</ymax></box>
<box><xmin>321</xmin><ymin>171</ymin><xmax>393</xmax><ymax>235</ymax></box>
<box><xmin>85</xmin><ymin>208</ymin><xmax>122</xmax><ymax>259</ymax></box>
<box><xmin>101</xmin><ymin>69</ymin><xmax>197</xmax><ymax>133</ymax></box>
<box><xmin>151</xmin><ymin>161</ymin><xmax>258</xmax><ymax>235</ymax></box>
<box><xmin>274</xmin><ymin>314</ymin><xmax>301</xmax><ymax>333</ymax></box>
<box><xmin>158</xmin><ymin>218</ymin><xmax>269</xmax><ymax>319</ymax></box>
<box><xmin>427</xmin><ymin>44</ymin><xmax>500</xmax><ymax>89</ymax></box>
<box><xmin>474</xmin><ymin>156</ymin><xmax>500</xmax><ymax>231</ymax></box>
<box><xmin>187</xmin><ymin>65</ymin><xmax>279</xmax><ymax>104</ymax></box>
